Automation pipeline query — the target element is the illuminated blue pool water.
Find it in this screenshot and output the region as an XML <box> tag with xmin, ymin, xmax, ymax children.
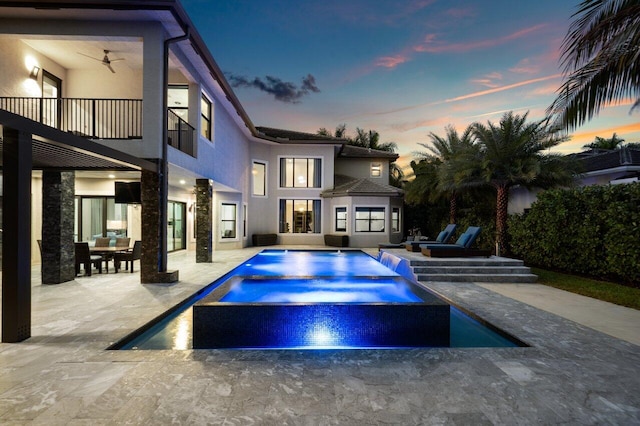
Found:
<box><xmin>219</xmin><ymin>278</ymin><xmax>422</xmax><ymax>303</ymax></box>
<box><xmin>115</xmin><ymin>250</ymin><xmax>524</xmax><ymax>350</ymax></box>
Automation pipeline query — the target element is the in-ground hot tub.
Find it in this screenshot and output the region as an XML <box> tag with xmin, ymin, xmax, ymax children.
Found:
<box><xmin>193</xmin><ymin>275</ymin><xmax>450</xmax><ymax>349</ymax></box>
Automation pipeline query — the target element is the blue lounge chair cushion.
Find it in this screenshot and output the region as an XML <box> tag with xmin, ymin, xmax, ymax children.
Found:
<box><xmin>436</xmin><ymin>231</ymin><xmax>447</xmax><ymax>242</ymax></box>
<box><xmin>455</xmin><ymin>233</ymin><xmax>471</xmax><ymax>247</ymax></box>
<box><xmin>420</xmin><ymin>226</ymin><xmax>482</xmax><ymax>250</ymax></box>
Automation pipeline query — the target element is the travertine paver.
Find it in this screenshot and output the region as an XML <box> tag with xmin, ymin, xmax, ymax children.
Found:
<box><xmin>0</xmin><ymin>247</ymin><xmax>638</xmax><ymax>424</ymax></box>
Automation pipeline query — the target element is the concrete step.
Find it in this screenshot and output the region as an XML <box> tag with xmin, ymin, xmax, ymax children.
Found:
<box><xmin>409</xmin><ymin>257</ymin><xmax>524</xmax><ymax>268</ymax></box>
<box><xmin>413</xmin><ymin>266</ymin><xmax>533</xmax><ymax>275</ymax></box>
<box><xmin>417</xmin><ymin>273</ymin><xmax>538</xmax><ymax>283</ymax></box>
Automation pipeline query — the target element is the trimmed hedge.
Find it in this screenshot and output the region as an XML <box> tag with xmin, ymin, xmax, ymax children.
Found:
<box><xmin>509</xmin><ymin>183</ymin><xmax>640</xmax><ymax>284</ymax></box>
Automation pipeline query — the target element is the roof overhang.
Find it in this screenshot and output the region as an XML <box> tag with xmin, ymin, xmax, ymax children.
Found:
<box><xmin>0</xmin><ymin>110</ymin><xmax>157</xmax><ymax>171</ymax></box>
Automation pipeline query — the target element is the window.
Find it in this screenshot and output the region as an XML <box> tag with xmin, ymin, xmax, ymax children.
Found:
<box><xmin>201</xmin><ymin>94</ymin><xmax>212</xmax><ymax>140</ymax></box>
<box><xmin>76</xmin><ymin>196</ymin><xmax>128</xmax><ymax>243</ymax></box>
<box><xmin>371</xmin><ymin>163</ymin><xmax>382</xmax><ymax>177</ymax></box>
<box><xmin>280</xmin><ymin>158</ymin><xmax>322</xmax><ymax>188</ymax></box>
<box><xmin>220</xmin><ymin>203</ymin><xmax>237</xmax><ymax>239</ymax></box>
<box><xmin>391</xmin><ymin>207</ymin><xmax>400</xmax><ymax>233</ymax></box>
<box><xmin>279</xmin><ymin>199</ymin><xmax>321</xmax><ymax>233</ymax></box>
<box><xmin>355</xmin><ymin>207</ymin><xmax>385</xmax><ymax>232</ymax></box>
<box><xmin>168</xmin><ymin>85</ymin><xmax>188</xmax><ymax>121</ymax></box>
<box><xmin>335</xmin><ymin>207</ymin><xmax>347</xmax><ymax>232</ymax></box>
<box><xmin>252</xmin><ymin>160</ymin><xmax>267</xmax><ymax>196</ymax></box>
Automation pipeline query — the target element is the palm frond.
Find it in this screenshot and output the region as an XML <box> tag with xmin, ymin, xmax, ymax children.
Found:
<box><xmin>549</xmin><ymin>0</ymin><xmax>640</xmax><ymax>129</ymax></box>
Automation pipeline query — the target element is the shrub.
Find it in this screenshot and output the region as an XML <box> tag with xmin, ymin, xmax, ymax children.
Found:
<box><xmin>509</xmin><ymin>182</ymin><xmax>640</xmax><ymax>284</ymax></box>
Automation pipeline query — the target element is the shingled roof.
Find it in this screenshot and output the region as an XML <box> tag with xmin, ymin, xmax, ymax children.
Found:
<box><xmin>338</xmin><ymin>144</ymin><xmax>399</xmax><ymax>160</ymax></box>
<box><xmin>254</xmin><ymin>127</ymin><xmax>400</xmax><ymax>159</ymax></box>
<box><xmin>321</xmin><ymin>174</ymin><xmax>403</xmax><ymax>198</ymax></box>
<box><xmin>255</xmin><ymin>126</ymin><xmax>347</xmax><ymax>143</ymax></box>
<box><xmin>572</xmin><ymin>147</ymin><xmax>640</xmax><ymax>173</ymax></box>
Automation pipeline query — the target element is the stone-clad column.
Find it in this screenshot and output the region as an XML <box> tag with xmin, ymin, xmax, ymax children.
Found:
<box><xmin>41</xmin><ymin>171</ymin><xmax>76</xmax><ymax>284</ymax></box>
<box><xmin>2</xmin><ymin>127</ymin><xmax>32</xmax><ymax>342</ymax></box>
<box><xmin>195</xmin><ymin>179</ymin><xmax>212</xmax><ymax>263</ymax></box>
<box><xmin>140</xmin><ymin>168</ymin><xmax>178</xmax><ymax>283</ymax></box>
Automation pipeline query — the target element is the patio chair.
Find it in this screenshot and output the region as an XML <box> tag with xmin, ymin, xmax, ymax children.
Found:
<box><xmin>405</xmin><ymin>224</ymin><xmax>457</xmax><ymax>252</ymax></box>
<box><xmin>94</xmin><ymin>237</ymin><xmax>111</xmax><ymax>248</ymax></box>
<box><xmin>74</xmin><ymin>242</ymin><xmax>103</xmax><ymax>276</ymax></box>
<box><xmin>114</xmin><ymin>240</ymin><xmax>142</xmax><ymax>273</ymax></box>
<box><xmin>420</xmin><ymin>226</ymin><xmax>491</xmax><ymax>257</ymax></box>
<box><xmin>94</xmin><ymin>237</ymin><xmax>114</xmax><ymax>272</ymax></box>
<box><xmin>115</xmin><ymin>237</ymin><xmax>131</xmax><ymax>251</ymax></box>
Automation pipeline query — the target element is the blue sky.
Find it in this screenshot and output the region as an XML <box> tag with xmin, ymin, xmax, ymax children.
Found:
<box><xmin>182</xmin><ymin>0</ymin><xmax>640</xmax><ymax>170</ymax></box>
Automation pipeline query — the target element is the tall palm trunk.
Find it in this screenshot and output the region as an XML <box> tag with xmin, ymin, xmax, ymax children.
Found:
<box><xmin>495</xmin><ymin>184</ymin><xmax>509</xmax><ymax>256</ymax></box>
<box><xmin>449</xmin><ymin>192</ymin><xmax>457</xmax><ymax>224</ymax></box>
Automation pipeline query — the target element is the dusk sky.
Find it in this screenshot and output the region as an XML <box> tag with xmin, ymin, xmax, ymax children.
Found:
<box><xmin>182</xmin><ymin>0</ymin><xmax>640</xmax><ymax>170</ymax></box>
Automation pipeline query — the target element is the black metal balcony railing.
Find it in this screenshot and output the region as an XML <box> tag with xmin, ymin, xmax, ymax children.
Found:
<box><xmin>0</xmin><ymin>97</ymin><xmax>143</xmax><ymax>140</ymax></box>
<box><xmin>1</xmin><ymin>97</ymin><xmax>197</xmax><ymax>157</ymax></box>
<box><xmin>167</xmin><ymin>109</ymin><xmax>196</xmax><ymax>157</ymax></box>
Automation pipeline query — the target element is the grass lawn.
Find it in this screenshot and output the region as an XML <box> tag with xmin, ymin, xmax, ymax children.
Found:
<box><xmin>532</xmin><ymin>267</ymin><xmax>640</xmax><ymax>310</ymax></box>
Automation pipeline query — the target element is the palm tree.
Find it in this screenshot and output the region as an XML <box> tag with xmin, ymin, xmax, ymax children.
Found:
<box><xmin>547</xmin><ymin>0</ymin><xmax>640</xmax><ymax>130</ymax></box>
<box><xmin>471</xmin><ymin>112</ymin><xmax>576</xmax><ymax>255</ymax></box>
<box><xmin>317</xmin><ymin>124</ymin><xmax>347</xmax><ymax>138</ymax></box>
<box><xmin>414</xmin><ymin>125</ymin><xmax>476</xmax><ymax>224</ymax></box>
<box><xmin>583</xmin><ymin>132</ymin><xmax>626</xmax><ymax>150</ymax></box>
<box><xmin>403</xmin><ymin>158</ymin><xmax>441</xmax><ymax>205</ymax></box>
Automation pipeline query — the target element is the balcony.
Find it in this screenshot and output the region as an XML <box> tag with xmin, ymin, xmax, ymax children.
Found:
<box><xmin>0</xmin><ymin>97</ymin><xmax>142</xmax><ymax>140</ymax></box>
<box><xmin>0</xmin><ymin>97</ymin><xmax>196</xmax><ymax>157</ymax></box>
<box><xmin>167</xmin><ymin>109</ymin><xmax>196</xmax><ymax>157</ymax></box>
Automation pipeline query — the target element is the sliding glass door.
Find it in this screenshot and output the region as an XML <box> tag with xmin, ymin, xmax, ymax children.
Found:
<box><xmin>76</xmin><ymin>197</ymin><xmax>127</xmax><ymax>243</ymax></box>
<box><xmin>167</xmin><ymin>201</ymin><xmax>186</xmax><ymax>252</ymax></box>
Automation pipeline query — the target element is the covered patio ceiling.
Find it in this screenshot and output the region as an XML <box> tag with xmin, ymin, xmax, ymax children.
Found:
<box><xmin>0</xmin><ymin>110</ymin><xmax>156</xmax><ymax>172</ymax></box>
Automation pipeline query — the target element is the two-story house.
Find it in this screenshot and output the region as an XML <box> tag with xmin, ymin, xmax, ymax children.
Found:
<box><xmin>0</xmin><ymin>0</ymin><xmax>402</xmax><ymax>341</ymax></box>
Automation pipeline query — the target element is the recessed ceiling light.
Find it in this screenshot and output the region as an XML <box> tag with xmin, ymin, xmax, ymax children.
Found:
<box><xmin>179</xmin><ymin>179</ymin><xmax>186</xmax><ymax>185</ymax></box>
<box><xmin>108</xmin><ymin>174</ymin><xmax>116</xmax><ymax>179</ymax></box>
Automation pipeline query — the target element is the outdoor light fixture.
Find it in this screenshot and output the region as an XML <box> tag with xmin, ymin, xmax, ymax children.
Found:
<box><xmin>29</xmin><ymin>66</ymin><xmax>40</xmax><ymax>80</ymax></box>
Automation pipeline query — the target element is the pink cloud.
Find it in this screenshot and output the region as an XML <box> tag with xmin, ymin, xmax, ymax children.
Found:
<box><xmin>529</xmin><ymin>83</ymin><xmax>560</xmax><ymax>97</ymax></box>
<box><xmin>445</xmin><ymin>74</ymin><xmax>562</xmax><ymax>103</ymax></box>
<box><xmin>556</xmin><ymin>122</ymin><xmax>640</xmax><ymax>154</ymax></box>
<box><xmin>414</xmin><ymin>24</ymin><xmax>548</xmax><ymax>53</ymax></box>
<box><xmin>509</xmin><ymin>58</ymin><xmax>540</xmax><ymax>74</ymax></box>
<box><xmin>375</xmin><ymin>54</ymin><xmax>411</xmax><ymax>69</ymax></box>
<box><xmin>471</xmin><ymin>72</ymin><xmax>503</xmax><ymax>88</ymax></box>
<box><xmin>444</xmin><ymin>7</ymin><xmax>475</xmax><ymax>19</ymax></box>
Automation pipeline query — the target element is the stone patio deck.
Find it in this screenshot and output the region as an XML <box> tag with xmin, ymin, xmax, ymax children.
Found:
<box><xmin>0</xmin><ymin>247</ymin><xmax>638</xmax><ymax>424</ymax></box>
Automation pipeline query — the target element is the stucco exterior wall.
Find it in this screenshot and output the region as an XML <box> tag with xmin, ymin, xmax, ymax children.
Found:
<box><xmin>0</xmin><ymin>37</ymin><xmax>67</xmax><ymax>98</ymax></box>
<box><xmin>335</xmin><ymin>157</ymin><xmax>390</xmax><ymax>185</ymax></box>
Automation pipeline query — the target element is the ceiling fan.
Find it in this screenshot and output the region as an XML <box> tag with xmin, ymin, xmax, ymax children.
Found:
<box><xmin>77</xmin><ymin>49</ymin><xmax>124</xmax><ymax>73</ymax></box>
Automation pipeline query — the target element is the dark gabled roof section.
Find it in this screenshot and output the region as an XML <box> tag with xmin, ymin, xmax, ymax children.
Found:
<box><xmin>255</xmin><ymin>127</ymin><xmax>347</xmax><ymax>144</ymax></box>
<box><xmin>254</xmin><ymin>128</ymin><xmax>400</xmax><ymax>161</ymax></box>
<box><xmin>338</xmin><ymin>144</ymin><xmax>399</xmax><ymax>160</ymax></box>
<box><xmin>572</xmin><ymin>147</ymin><xmax>640</xmax><ymax>172</ymax></box>
<box><xmin>321</xmin><ymin>174</ymin><xmax>403</xmax><ymax>198</ymax></box>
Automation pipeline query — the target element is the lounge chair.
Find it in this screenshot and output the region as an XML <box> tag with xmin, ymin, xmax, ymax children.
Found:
<box><xmin>420</xmin><ymin>226</ymin><xmax>491</xmax><ymax>257</ymax></box>
<box><xmin>405</xmin><ymin>224</ymin><xmax>457</xmax><ymax>252</ymax></box>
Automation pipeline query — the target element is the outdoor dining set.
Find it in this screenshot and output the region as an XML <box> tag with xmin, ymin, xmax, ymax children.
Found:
<box><xmin>74</xmin><ymin>238</ymin><xmax>142</xmax><ymax>276</ymax></box>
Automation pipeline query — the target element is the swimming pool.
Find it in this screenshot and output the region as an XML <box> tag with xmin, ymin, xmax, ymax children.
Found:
<box><xmin>114</xmin><ymin>250</ymin><xmax>524</xmax><ymax>350</ymax></box>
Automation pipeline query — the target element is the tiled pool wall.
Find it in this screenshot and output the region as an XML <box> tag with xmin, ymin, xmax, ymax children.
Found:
<box><xmin>193</xmin><ymin>276</ymin><xmax>451</xmax><ymax>349</ymax></box>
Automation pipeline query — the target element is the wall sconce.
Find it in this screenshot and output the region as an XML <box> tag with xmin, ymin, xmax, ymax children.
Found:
<box><xmin>29</xmin><ymin>66</ymin><xmax>40</xmax><ymax>80</ymax></box>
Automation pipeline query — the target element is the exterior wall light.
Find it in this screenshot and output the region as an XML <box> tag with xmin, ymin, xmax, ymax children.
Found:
<box><xmin>29</xmin><ymin>66</ymin><xmax>40</xmax><ymax>80</ymax></box>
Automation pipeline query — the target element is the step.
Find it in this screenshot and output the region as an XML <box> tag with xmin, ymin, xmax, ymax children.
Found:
<box><xmin>417</xmin><ymin>273</ymin><xmax>538</xmax><ymax>283</ymax></box>
<box><xmin>409</xmin><ymin>257</ymin><xmax>524</xmax><ymax>268</ymax></box>
<box><xmin>413</xmin><ymin>266</ymin><xmax>532</xmax><ymax>275</ymax></box>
